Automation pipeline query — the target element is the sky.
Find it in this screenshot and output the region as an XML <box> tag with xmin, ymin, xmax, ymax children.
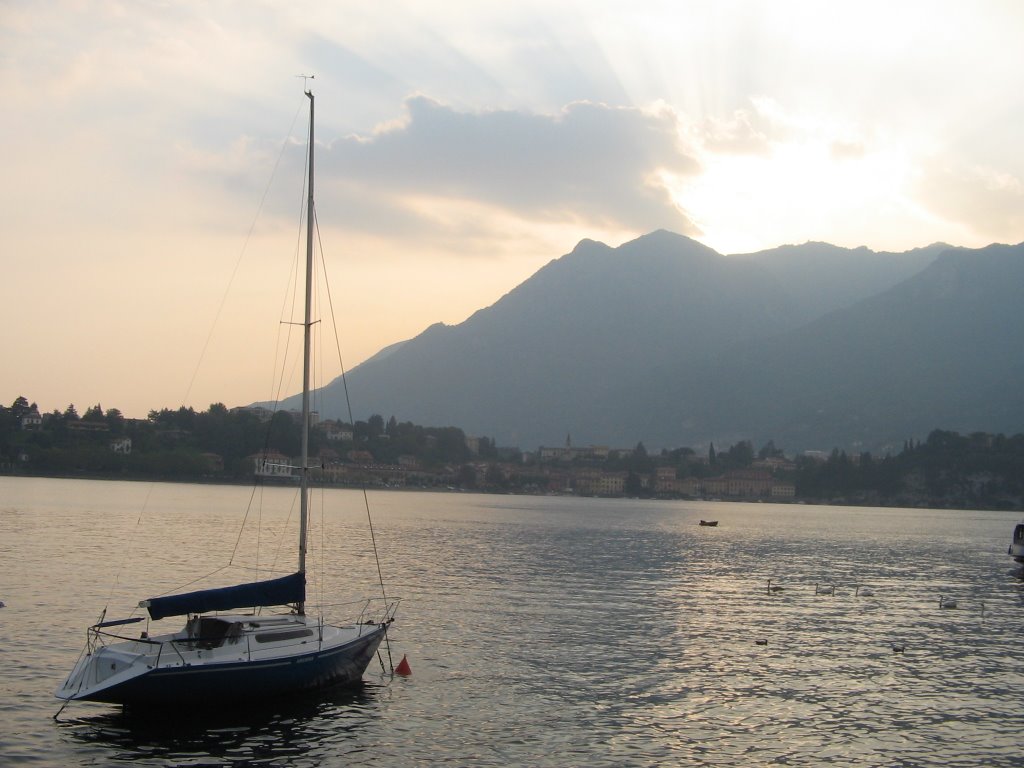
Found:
<box><xmin>2</xmin><ymin>0</ymin><xmax>1023</xmax><ymax>419</ymax></box>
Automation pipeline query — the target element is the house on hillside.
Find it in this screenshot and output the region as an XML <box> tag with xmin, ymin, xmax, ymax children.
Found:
<box><xmin>323</xmin><ymin>422</ymin><xmax>353</xmax><ymax>442</ymax></box>
<box><xmin>538</xmin><ymin>435</ymin><xmax>610</xmax><ymax>462</ymax></box>
<box><xmin>250</xmin><ymin>451</ymin><xmax>294</xmax><ymax>478</ymax></box>
<box><xmin>20</xmin><ymin>408</ymin><xmax>42</xmax><ymax>430</ymax></box>
<box><xmin>110</xmin><ymin>436</ymin><xmax>132</xmax><ymax>454</ymax></box>
<box><xmin>770</xmin><ymin>483</ymin><xmax>796</xmax><ymax>498</ymax></box>
<box><xmin>573</xmin><ymin>468</ymin><xmax>627</xmax><ymax>496</ymax></box>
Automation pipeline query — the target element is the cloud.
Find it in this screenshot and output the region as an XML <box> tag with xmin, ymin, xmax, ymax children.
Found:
<box><xmin>830</xmin><ymin>139</ymin><xmax>866</xmax><ymax>161</ymax></box>
<box><xmin>699</xmin><ymin>109</ymin><xmax>775</xmax><ymax>156</ymax></box>
<box><xmin>915</xmin><ymin>159</ymin><xmax>1024</xmax><ymax>241</ymax></box>
<box><xmin>316</xmin><ymin>96</ymin><xmax>702</xmax><ymax>236</ymax></box>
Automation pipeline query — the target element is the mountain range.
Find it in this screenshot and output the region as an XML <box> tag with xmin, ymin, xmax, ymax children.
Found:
<box><xmin>275</xmin><ymin>230</ymin><xmax>1024</xmax><ymax>454</ymax></box>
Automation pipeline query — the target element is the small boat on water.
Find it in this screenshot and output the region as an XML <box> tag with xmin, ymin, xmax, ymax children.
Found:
<box><xmin>699</xmin><ymin>520</ymin><xmax>718</xmax><ymax>527</ymax></box>
<box><xmin>1009</xmin><ymin>521</ymin><xmax>1024</xmax><ymax>563</ymax></box>
<box><xmin>56</xmin><ymin>89</ymin><xmax>399</xmax><ymax>709</ymax></box>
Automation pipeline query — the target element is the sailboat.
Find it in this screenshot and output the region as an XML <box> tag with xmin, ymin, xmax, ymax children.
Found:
<box><xmin>56</xmin><ymin>90</ymin><xmax>398</xmax><ymax>707</ymax></box>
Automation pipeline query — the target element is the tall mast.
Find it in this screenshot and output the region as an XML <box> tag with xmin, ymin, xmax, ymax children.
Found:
<box><xmin>298</xmin><ymin>89</ymin><xmax>314</xmax><ymax>613</ymax></box>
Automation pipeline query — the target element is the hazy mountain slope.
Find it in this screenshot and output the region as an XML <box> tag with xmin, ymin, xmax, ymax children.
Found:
<box><xmin>297</xmin><ymin>230</ymin><xmax>803</xmax><ymax>445</ymax></box>
<box><xmin>276</xmin><ymin>232</ymin><xmax>1022</xmax><ymax>453</ymax></box>
<box><xmin>635</xmin><ymin>242</ymin><xmax>1024</xmax><ymax>452</ymax></box>
<box><xmin>728</xmin><ymin>241</ymin><xmax>949</xmax><ymax>323</ymax></box>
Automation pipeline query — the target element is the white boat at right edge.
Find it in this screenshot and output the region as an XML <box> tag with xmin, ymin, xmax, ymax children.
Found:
<box><xmin>1009</xmin><ymin>521</ymin><xmax>1024</xmax><ymax>563</ymax></box>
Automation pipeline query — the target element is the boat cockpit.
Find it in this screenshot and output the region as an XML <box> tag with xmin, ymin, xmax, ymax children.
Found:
<box><xmin>183</xmin><ymin>617</ymin><xmax>243</xmax><ymax>649</ymax></box>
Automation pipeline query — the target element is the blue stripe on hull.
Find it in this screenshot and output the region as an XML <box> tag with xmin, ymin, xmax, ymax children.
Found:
<box><xmin>85</xmin><ymin>626</ymin><xmax>387</xmax><ymax>706</ymax></box>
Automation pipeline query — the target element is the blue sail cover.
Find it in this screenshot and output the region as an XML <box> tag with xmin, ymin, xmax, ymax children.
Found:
<box><xmin>144</xmin><ymin>572</ymin><xmax>305</xmax><ymax>621</ymax></box>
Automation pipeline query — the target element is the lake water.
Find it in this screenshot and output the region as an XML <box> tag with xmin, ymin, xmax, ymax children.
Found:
<box><xmin>2</xmin><ymin>476</ymin><xmax>1023</xmax><ymax>766</ymax></box>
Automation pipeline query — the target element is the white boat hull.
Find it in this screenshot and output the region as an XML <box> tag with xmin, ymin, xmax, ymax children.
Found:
<box><xmin>57</xmin><ymin>615</ymin><xmax>389</xmax><ymax>706</ymax></box>
<box><xmin>1010</xmin><ymin>543</ymin><xmax>1024</xmax><ymax>564</ymax></box>
<box><xmin>1010</xmin><ymin>523</ymin><xmax>1024</xmax><ymax>564</ymax></box>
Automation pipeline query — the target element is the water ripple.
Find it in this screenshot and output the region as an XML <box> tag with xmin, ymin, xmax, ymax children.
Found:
<box><xmin>2</xmin><ymin>479</ymin><xmax>1023</xmax><ymax>766</ymax></box>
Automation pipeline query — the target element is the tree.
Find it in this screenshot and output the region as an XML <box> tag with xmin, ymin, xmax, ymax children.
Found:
<box><xmin>0</xmin><ymin>403</ymin><xmax>17</xmax><ymax>447</ymax></box>
<box><xmin>726</xmin><ymin>440</ymin><xmax>754</xmax><ymax>467</ymax></box>
<box><xmin>83</xmin><ymin>404</ymin><xmax>104</xmax><ymax>421</ymax></box>
<box><xmin>484</xmin><ymin>464</ymin><xmax>507</xmax><ymax>488</ymax></box>
<box><xmin>478</xmin><ymin>436</ymin><xmax>498</xmax><ymax>459</ymax></box>
<box><xmin>628</xmin><ymin>441</ymin><xmax>654</xmax><ymax>473</ymax></box>
<box><xmin>458</xmin><ymin>464</ymin><xmax>477</xmax><ymax>488</ymax></box>
<box><xmin>63</xmin><ymin>404</ymin><xmax>79</xmax><ymax>421</ymax></box>
<box><xmin>105</xmin><ymin>408</ymin><xmax>125</xmax><ymax>434</ymax></box>
<box><xmin>268</xmin><ymin>411</ymin><xmax>301</xmax><ymax>457</ymax></box>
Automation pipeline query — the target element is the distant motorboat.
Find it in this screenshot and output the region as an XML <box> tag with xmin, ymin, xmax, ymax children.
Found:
<box><xmin>699</xmin><ymin>520</ymin><xmax>718</xmax><ymax>527</ymax></box>
<box><xmin>1009</xmin><ymin>521</ymin><xmax>1024</xmax><ymax>563</ymax></box>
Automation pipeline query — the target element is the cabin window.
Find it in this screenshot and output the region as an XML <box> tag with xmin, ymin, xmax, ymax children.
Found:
<box><xmin>254</xmin><ymin>629</ymin><xmax>314</xmax><ymax>644</ymax></box>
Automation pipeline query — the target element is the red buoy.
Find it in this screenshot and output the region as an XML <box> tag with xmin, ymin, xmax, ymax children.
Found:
<box><xmin>395</xmin><ymin>654</ymin><xmax>412</xmax><ymax>676</ymax></box>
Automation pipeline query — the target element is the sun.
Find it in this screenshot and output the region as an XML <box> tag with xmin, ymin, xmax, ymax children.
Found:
<box><xmin>668</xmin><ymin>128</ymin><xmax>926</xmax><ymax>255</ymax></box>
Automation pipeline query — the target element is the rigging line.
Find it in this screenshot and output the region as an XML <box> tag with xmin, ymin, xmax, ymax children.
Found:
<box><xmin>181</xmin><ymin>94</ymin><xmax>307</xmax><ymax>409</ymax></box>
<box><xmin>309</xmin><ymin>276</ymin><xmax>324</xmax><ymax>612</ymax></box>
<box><xmin>313</xmin><ymin>205</ymin><xmax>391</xmax><ymax>610</ymax></box>
<box><xmin>241</xmin><ymin>113</ymin><xmax>309</xmax><ymax>576</ymax></box>
<box><xmin>228</xmin><ymin>481</ymin><xmax>264</xmax><ymax>566</ymax></box>
<box><xmin>319</xmin><ymin>483</ymin><xmax>325</xmax><ymax>611</ymax></box>
<box><xmin>228</xmin><ymin>100</ymin><xmax>309</xmax><ymax>576</ymax></box>
<box><xmin>220</xmin><ymin>563</ymin><xmax>294</xmax><ymax>573</ymax></box>
<box><xmin>264</xmin><ymin>220</ymin><xmax>301</xmax><ymax>417</ymax></box>
<box><xmin>268</xmin><ymin>485</ymin><xmax>301</xmax><ymax>574</ymax></box>
<box><xmin>256</xmin><ymin>476</ymin><xmax>263</xmax><ymax>579</ymax></box>
<box><xmin>103</xmin><ymin>481</ymin><xmax>159</xmax><ymax>611</ymax></box>
<box><xmin>188</xmin><ymin>98</ymin><xmax>308</xmax><ymax>582</ymax></box>
<box><xmin>311</xmin><ymin>247</ymin><xmax>327</xmax><ymax>613</ymax></box>
<box><xmin>267</xmin><ymin>106</ymin><xmax>311</xmax><ymax>410</ymax></box>
<box><xmin>147</xmin><ymin>565</ymin><xmax>231</xmax><ymax>599</ymax></box>
<box><xmin>260</xmin><ymin>161</ymin><xmax>309</xmax><ymax>442</ymax></box>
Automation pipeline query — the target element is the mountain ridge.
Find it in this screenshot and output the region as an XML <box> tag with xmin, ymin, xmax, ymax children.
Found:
<box><xmin>273</xmin><ymin>231</ymin><xmax>1023</xmax><ymax>452</ymax></box>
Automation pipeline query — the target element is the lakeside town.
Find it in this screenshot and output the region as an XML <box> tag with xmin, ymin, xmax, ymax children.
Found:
<box><xmin>2</xmin><ymin>397</ymin><xmax>1023</xmax><ymax>510</ymax></box>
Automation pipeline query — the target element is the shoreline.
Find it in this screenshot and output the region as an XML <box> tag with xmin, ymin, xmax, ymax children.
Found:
<box><xmin>2</xmin><ymin>469</ymin><xmax>1020</xmax><ymax>512</ymax></box>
